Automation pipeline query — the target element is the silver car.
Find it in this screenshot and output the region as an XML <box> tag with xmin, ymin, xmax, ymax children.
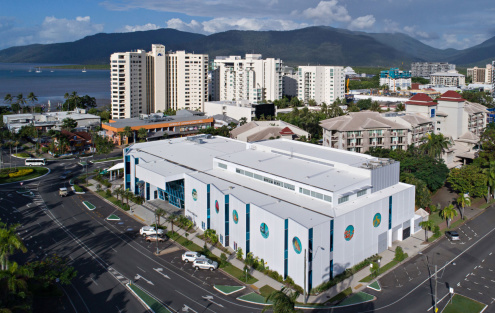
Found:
<box><xmin>182</xmin><ymin>251</ymin><xmax>206</xmax><ymax>263</ymax></box>
<box><xmin>192</xmin><ymin>258</ymin><xmax>218</xmax><ymax>271</ymax></box>
<box><xmin>445</xmin><ymin>231</ymin><xmax>460</xmax><ymax>241</ymax></box>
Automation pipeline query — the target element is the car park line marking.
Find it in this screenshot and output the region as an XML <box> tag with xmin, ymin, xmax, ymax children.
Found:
<box><xmin>111</xmin><ymin>247</ymin><xmax>117</xmax><ymax>253</ymax></box>
<box><xmin>90</xmin><ymin>277</ymin><xmax>99</xmax><ymax>286</ymax></box>
<box><xmin>484</xmin><ymin>286</ymin><xmax>489</xmax><ymax>289</ymax></box>
<box><xmin>137</xmin><ymin>266</ymin><xmax>146</xmax><ymax>272</ymax></box>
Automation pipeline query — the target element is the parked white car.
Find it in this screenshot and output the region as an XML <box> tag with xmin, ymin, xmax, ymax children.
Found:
<box><xmin>192</xmin><ymin>258</ymin><xmax>218</xmax><ymax>271</ymax></box>
<box><xmin>182</xmin><ymin>251</ymin><xmax>206</xmax><ymax>263</ymax></box>
<box><xmin>139</xmin><ymin>226</ymin><xmax>165</xmax><ymax>237</ymax></box>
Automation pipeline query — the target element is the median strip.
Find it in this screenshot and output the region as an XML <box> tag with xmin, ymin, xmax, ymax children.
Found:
<box><xmin>107</xmin><ymin>214</ymin><xmax>120</xmax><ymax>221</ymax></box>
<box><xmin>237</xmin><ymin>292</ymin><xmax>272</xmax><ymax>305</ymax></box>
<box><xmin>127</xmin><ymin>283</ymin><xmax>172</xmax><ymax>313</ymax></box>
<box><xmin>367</xmin><ymin>280</ymin><xmax>381</xmax><ymax>291</ymax></box>
<box><xmin>82</xmin><ymin>201</ymin><xmax>96</xmax><ymax>210</ymax></box>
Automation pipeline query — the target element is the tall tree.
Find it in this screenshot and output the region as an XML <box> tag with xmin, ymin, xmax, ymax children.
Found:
<box><xmin>123</xmin><ymin>126</ymin><xmax>134</xmax><ymax>144</ymax></box>
<box><xmin>482</xmin><ymin>161</ymin><xmax>495</xmax><ymax>202</ymax></box>
<box><xmin>262</xmin><ymin>287</ymin><xmax>300</xmax><ymax>313</ymax></box>
<box><xmin>370</xmin><ymin>101</ymin><xmax>382</xmax><ymax>112</ymax></box>
<box><xmin>155</xmin><ymin>209</ymin><xmax>166</xmax><ymax>227</ymax></box>
<box><xmin>447</xmin><ymin>165</ymin><xmax>487</xmax><ymax>199</ymax></box>
<box><xmin>239</xmin><ymin>117</ymin><xmax>248</xmax><ymax>126</ymax></box>
<box><xmin>27</xmin><ymin>92</ymin><xmax>38</xmax><ymax>108</ymax></box>
<box><xmin>137</xmin><ymin>128</ymin><xmax>148</xmax><ymax>142</ymax></box>
<box><xmin>440</xmin><ymin>204</ymin><xmax>458</xmax><ymax>229</ymax></box>
<box><xmin>419</xmin><ymin>220</ymin><xmax>434</xmax><ymax>242</ymax></box>
<box><xmin>456</xmin><ymin>194</ymin><xmax>471</xmax><ymax>220</ymax></box>
<box><xmin>61</xmin><ymin>117</ymin><xmax>78</xmax><ymax>130</ymax></box>
<box><xmin>395</xmin><ymin>103</ymin><xmax>405</xmax><ymax>112</ymax></box>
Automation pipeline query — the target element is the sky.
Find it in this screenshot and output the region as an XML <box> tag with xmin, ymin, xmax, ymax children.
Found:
<box><xmin>0</xmin><ymin>0</ymin><xmax>494</xmax><ymax>51</ymax></box>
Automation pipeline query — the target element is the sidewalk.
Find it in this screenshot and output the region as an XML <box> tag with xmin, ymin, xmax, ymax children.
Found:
<box><xmin>84</xmin><ymin>179</ymin><xmax>482</xmax><ymax>304</ymax></box>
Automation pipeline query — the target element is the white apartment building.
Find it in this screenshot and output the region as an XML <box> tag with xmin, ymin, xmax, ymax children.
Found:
<box><xmin>297</xmin><ymin>66</ymin><xmax>345</xmax><ymax>105</ymax></box>
<box><xmin>211</xmin><ymin>54</ymin><xmax>283</xmax><ymax>103</ymax></box>
<box><xmin>111</xmin><ymin>49</ymin><xmax>147</xmax><ymax>119</ymax></box>
<box><xmin>430</xmin><ymin>71</ymin><xmax>465</xmax><ymax>87</ymax></box>
<box><xmin>110</xmin><ymin>44</ymin><xmax>208</xmax><ymax>119</ymax></box>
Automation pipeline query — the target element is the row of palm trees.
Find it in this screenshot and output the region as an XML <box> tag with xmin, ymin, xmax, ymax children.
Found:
<box><xmin>4</xmin><ymin>92</ymin><xmax>38</xmax><ymax>113</ymax></box>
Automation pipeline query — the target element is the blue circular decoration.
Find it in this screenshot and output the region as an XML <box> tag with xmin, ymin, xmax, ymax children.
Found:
<box><xmin>215</xmin><ymin>200</ymin><xmax>219</xmax><ymax>213</ymax></box>
<box><xmin>233</xmin><ymin>210</ymin><xmax>239</xmax><ymax>224</ymax></box>
<box><xmin>260</xmin><ymin>223</ymin><xmax>269</xmax><ymax>239</ymax></box>
<box><xmin>345</xmin><ymin>225</ymin><xmax>354</xmax><ymax>241</ymax></box>
<box><xmin>373</xmin><ymin>213</ymin><xmax>381</xmax><ymax>227</ymax></box>
<box><xmin>292</xmin><ymin>237</ymin><xmax>302</xmax><ymax>254</ymax></box>
<box><xmin>192</xmin><ymin>189</ymin><xmax>198</xmax><ymax>201</ymax></box>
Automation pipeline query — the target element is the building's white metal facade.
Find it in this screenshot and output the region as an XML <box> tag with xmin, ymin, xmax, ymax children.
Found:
<box><xmin>124</xmin><ymin>136</ymin><xmax>416</xmax><ymax>292</ymax></box>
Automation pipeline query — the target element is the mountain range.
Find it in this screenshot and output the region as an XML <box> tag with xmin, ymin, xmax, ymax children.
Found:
<box><xmin>0</xmin><ymin>26</ymin><xmax>493</xmax><ymax>67</ymax></box>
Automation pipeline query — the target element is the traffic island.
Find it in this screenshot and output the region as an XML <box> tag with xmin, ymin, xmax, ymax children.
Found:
<box><xmin>214</xmin><ymin>285</ymin><xmax>245</xmax><ymax>295</ymax></box>
<box><xmin>107</xmin><ymin>214</ymin><xmax>121</xmax><ymax>221</ymax></box>
<box><xmin>367</xmin><ymin>281</ymin><xmax>381</xmax><ymax>291</ymax></box>
<box><xmin>127</xmin><ymin>283</ymin><xmax>172</xmax><ymax>313</ymax></box>
<box><xmin>0</xmin><ymin>167</ymin><xmax>49</xmax><ymax>185</ymax></box>
<box><xmin>237</xmin><ymin>292</ymin><xmax>272</xmax><ymax>305</ymax></box>
<box><xmin>441</xmin><ymin>294</ymin><xmax>487</xmax><ymax>313</ymax></box>
<box><xmin>82</xmin><ymin>201</ymin><xmax>96</xmax><ymax>210</ymax></box>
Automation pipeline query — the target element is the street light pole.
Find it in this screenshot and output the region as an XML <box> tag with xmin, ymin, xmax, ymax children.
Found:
<box><xmin>434</xmin><ymin>264</ymin><xmax>438</xmax><ymax>312</ymax></box>
<box><xmin>154</xmin><ymin>213</ymin><xmax>159</xmax><ymax>255</ymax></box>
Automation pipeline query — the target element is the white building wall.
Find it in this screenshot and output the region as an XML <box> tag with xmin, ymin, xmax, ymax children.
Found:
<box><xmin>311</xmin><ymin>220</ymin><xmax>332</xmax><ymax>288</ymax></box>
<box><xmin>184</xmin><ymin>176</ymin><xmax>208</xmax><ymax>229</ymax></box>
<box><xmin>437</xmin><ymin>100</ymin><xmax>464</xmax><ymax>140</ymax></box>
<box><xmin>249</xmin><ymin>204</ymin><xmax>285</xmax><ymax>278</ymax></box>
<box><xmin>287</xmin><ymin>219</ymin><xmax>310</xmax><ymax>290</ymax></box>
<box><xmin>209</xmin><ymin>184</ymin><xmax>226</xmax><ymax>244</ymax></box>
<box><xmin>228</xmin><ymin>195</ymin><xmax>247</xmax><ymax>255</ymax></box>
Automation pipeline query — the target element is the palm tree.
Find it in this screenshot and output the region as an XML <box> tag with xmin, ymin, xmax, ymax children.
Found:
<box><xmin>123</xmin><ymin>126</ymin><xmax>133</xmax><ymax>144</ymax></box>
<box><xmin>155</xmin><ymin>209</ymin><xmax>166</xmax><ymax>227</ymax></box>
<box><xmin>137</xmin><ymin>128</ymin><xmax>148</xmax><ymax>142</ymax></box>
<box><xmin>113</xmin><ymin>187</ymin><xmax>123</xmax><ymax>204</ymax></box>
<box><xmin>0</xmin><ymin>223</ymin><xmax>27</xmax><ymax>271</ymax></box>
<box><xmin>166</xmin><ymin>215</ymin><xmax>176</xmax><ymax>234</ymax></box>
<box><xmin>440</xmin><ymin>204</ymin><xmax>458</xmax><ymax>229</ymax></box>
<box><xmin>27</xmin><ymin>92</ymin><xmax>38</xmax><ymax>112</ymax></box>
<box><xmin>239</xmin><ymin>117</ymin><xmax>248</xmax><ymax>126</ymax></box>
<box><xmin>328</xmin><ymin>101</ymin><xmax>344</xmax><ymax>118</ymax></box>
<box><xmin>482</xmin><ymin>161</ymin><xmax>495</xmax><ymax>202</ymax></box>
<box><xmin>262</xmin><ymin>287</ymin><xmax>300</xmax><ymax>313</ymax></box>
<box><xmin>0</xmin><ymin>261</ymin><xmax>33</xmax><ymax>295</ymax></box>
<box><xmin>15</xmin><ymin>93</ymin><xmax>26</xmax><ymax>112</ymax></box>
<box><xmin>370</xmin><ymin>101</ymin><xmax>382</xmax><ymax>112</ymax></box>
<box><xmin>395</xmin><ymin>103</ymin><xmax>405</xmax><ymax>112</ymax></box>
<box><xmin>419</xmin><ymin>133</ymin><xmax>451</xmax><ymax>159</ymax></box>
<box><xmin>456</xmin><ymin>194</ymin><xmax>471</xmax><ymax>220</ymax></box>
<box><xmin>3</xmin><ymin>93</ymin><xmax>12</xmax><ymax>104</ymax></box>
<box><xmin>418</xmin><ymin>220</ymin><xmax>434</xmax><ymax>242</ymax></box>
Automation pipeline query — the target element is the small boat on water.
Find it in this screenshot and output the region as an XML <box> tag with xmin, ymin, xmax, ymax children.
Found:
<box><xmin>82</xmin><ymin>67</ymin><xmax>87</xmax><ymax>73</ymax></box>
<box><xmin>35</xmin><ymin>67</ymin><xmax>42</xmax><ymax>73</ymax></box>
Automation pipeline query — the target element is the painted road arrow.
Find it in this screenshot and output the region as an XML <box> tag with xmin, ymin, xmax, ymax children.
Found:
<box><xmin>134</xmin><ymin>274</ymin><xmax>154</xmax><ymax>285</ymax></box>
<box><xmin>202</xmin><ymin>295</ymin><xmax>224</xmax><ymax>308</ymax></box>
<box><xmin>153</xmin><ymin>268</ymin><xmax>171</xmax><ymax>279</ymax></box>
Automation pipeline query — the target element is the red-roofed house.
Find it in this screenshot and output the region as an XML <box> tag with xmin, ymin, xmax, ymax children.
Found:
<box><xmin>405</xmin><ymin>94</ymin><xmax>438</xmax><ymax>118</ymax></box>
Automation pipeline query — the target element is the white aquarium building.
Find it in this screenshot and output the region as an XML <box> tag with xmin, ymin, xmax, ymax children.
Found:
<box><xmin>124</xmin><ymin>136</ymin><xmax>416</xmax><ymax>291</ymax></box>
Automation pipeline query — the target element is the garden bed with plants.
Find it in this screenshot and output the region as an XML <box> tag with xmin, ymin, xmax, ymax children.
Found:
<box><xmin>0</xmin><ymin>167</ymin><xmax>48</xmax><ymax>184</ymax></box>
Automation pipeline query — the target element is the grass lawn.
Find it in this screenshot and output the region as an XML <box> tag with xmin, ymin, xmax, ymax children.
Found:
<box><xmin>14</xmin><ymin>152</ymin><xmax>30</xmax><ymax>158</ymax></box>
<box><xmin>360</xmin><ymin>260</ymin><xmax>398</xmax><ymax>282</ymax></box>
<box><xmin>442</xmin><ymin>294</ymin><xmax>486</xmax><ymax>313</ymax></box>
<box><xmin>214</xmin><ymin>285</ymin><xmax>245</xmax><ymax>295</ymax></box>
<box><xmin>128</xmin><ymin>283</ymin><xmax>171</xmax><ymax>313</ymax></box>
<box><xmin>221</xmin><ymin>263</ymin><xmax>258</xmax><ymax>284</ymax></box>
<box><xmin>259</xmin><ymin>285</ymin><xmax>277</xmax><ymax>298</ymax></box>
<box><xmin>167</xmin><ymin>232</ymin><xmax>203</xmax><ymax>251</ymax></box>
<box><xmin>0</xmin><ymin>167</ymin><xmax>48</xmax><ymax>184</ymax></box>
<box><xmin>326</xmin><ymin>287</ymin><xmax>352</xmax><ymax>304</ymax></box>
<box><xmin>337</xmin><ymin>292</ymin><xmax>374</xmax><ymax>306</ymax></box>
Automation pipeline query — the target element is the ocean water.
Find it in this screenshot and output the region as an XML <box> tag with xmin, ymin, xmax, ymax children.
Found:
<box><xmin>0</xmin><ymin>63</ymin><xmax>110</xmax><ymax>108</ymax></box>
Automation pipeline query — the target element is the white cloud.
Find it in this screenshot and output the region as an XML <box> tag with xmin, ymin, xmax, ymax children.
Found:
<box><xmin>301</xmin><ymin>1</ymin><xmax>351</xmax><ymax>24</ymax></box>
<box><xmin>348</xmin><ymin>15</ymin><xmax>375</xmax><ymax>30</ymax></box>
<box><xmin>121</xmin><ymin>23</ymin><xmax>161</xmax><ymax>32</ymax></box>
<box><xmin>38</xmin><ymin>16</ymin><xmax>103</xmax><ymax>43</ymax></box>
<box><xmin>165</xmin><ymin>17</ymin><xmax>307</xmax><ymax>34</ymax></box>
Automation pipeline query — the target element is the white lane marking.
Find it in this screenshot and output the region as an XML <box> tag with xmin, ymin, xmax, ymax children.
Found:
<box><xmin>137</xmin><ymin>266</ymin><xmax>146</xmax><ymax>272</ymax></box>
<box><xmin>154</xmin><ymin>268</ymin><xmax>171</xmax><ymax>280</ymax></box>
<box><xmin>90</xmin><ymin>277</ymin><xmax>99</xmax><ymax>286</ymax></box>
<box><xmin>71</xmin><ymin>284</ymin><xmax>92</xmax><ymax>313</ymax></box>
<box><xmin>201</xmin><ymin>296</ymin><xmax>224</xmax><ymax>308</ymax></box>
<box><xmin>175</xmin><ymin>290</ymin><xmax>218</xmax><ymax>313</ymax></box>
<box><xmin>134</xmin><ymin>274</ymin><xmax>153</xmax><ymax>285</ymax></box>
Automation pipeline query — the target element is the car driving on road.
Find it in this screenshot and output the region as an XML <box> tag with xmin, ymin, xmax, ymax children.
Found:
<box><xmin>139</xmin><ymin>226</ymin><xmax>165</xmax><ymax>237</ymax></box>
<box><xmin>445</xmin><ymin>231</ymin><xmax>460</xmax><ymax>241</ymax></box>
<box><xmin>182</xmin><ymin>251</ymin><xmax>206</xmax><ymax>263</ymax></box>
<box><xmin>192</xmin><ymin>258</ymin><xmax>218</xmax><ymax>271</ymax></box>
<box><xmin>59</xmin><ymin>170</ymin><xmax>72</xmax><ymax>180</ymax></box>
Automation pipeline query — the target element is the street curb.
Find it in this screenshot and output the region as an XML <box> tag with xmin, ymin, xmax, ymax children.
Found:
<box><xmin>213</xmin><ymin>285</ymin><xmax>245</xmax><ymax>295</ymax></box>
<box><xmin>126</xmin><ymin>283</ymin><xmax>155</xmax><ymax>313</ymax></box>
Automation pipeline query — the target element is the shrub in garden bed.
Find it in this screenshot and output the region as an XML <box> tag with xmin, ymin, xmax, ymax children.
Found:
<box><xmin>9</xmin><ymin>168</ymin><xmax>34</xmax><ymax>178</ymax></box>
<box><xmin>73</xmin><ymin>185</ymin><xmax>84</xmax><ymax>192</ymax></box>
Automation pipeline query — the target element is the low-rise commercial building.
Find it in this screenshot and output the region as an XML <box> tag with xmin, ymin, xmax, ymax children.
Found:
<box><xmin>3</xmin><ymin>108</ymin><xmax>100</xmax><ymax>133</ymax></box>
<box><xmin>124</xmin><ymin>136</ymin><xmax>416</xmax><ymax>292</ymax></box>
<box><xmin>430</xmin><ymin>71</ymin><xmax>465</xmax><ymax>87</ymax></box>
<box><xmin>101</xmin><ymin>110</ymin><xmax>213</xmax><ymax>145</ymax></box>
<box><xmin>204</xmin><ymin>100</ymin><xmax>275</xmax><ymax>123</ymax></box>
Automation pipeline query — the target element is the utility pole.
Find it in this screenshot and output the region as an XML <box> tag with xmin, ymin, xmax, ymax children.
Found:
<box><xmin>434</xmin><ymin>264</ymin><xmax>438</xmax><ymax>312</ymax></box>
<box><xmin>304</xmin><ymin>249</ymin><xmax>307</xmax><ymax>304</ymax></box>
<box><xmin>154</xmin><ymin>214</ymin><xmax>159</xmax><ymax>255</ymax></box>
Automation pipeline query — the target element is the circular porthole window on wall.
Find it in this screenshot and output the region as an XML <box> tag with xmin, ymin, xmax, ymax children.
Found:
<box><xmin>233</xmin><ymin>210</ymin><xmax>239</xmax><ymax>224</ymax></box>
<box><xmin>373</xmin><ymin>213</ymin><xmax>381</xmax><ymax>227</ymax></box>
<box><xmin>192</xmin><ymin>189</ymin><xmax>198</xmax><ymax>201</ymax></box>
<box><xmin>215</xmin><ymin>200</ymin><xmax>219</xmax><ymax>213</ymax></box>
<box><xmin>293</xmin><ymin>237</ymin><xmax>302</xmax><ymax>254</ymax></box>
<box><xmin>344</xmin><ymin>225</ymin><xmax>355</xmax><ymax>241</ymax></box>
<box><xmin>260</xmin><ymin>223</ymin><xmax>269</xmax><ymax>239</ymax></box>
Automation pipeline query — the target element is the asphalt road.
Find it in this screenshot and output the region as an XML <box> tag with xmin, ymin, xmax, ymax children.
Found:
<box><xmin>1</xmin><ymin>151</ymin><xmax>494</xmax><ymax>313</ymax></box>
